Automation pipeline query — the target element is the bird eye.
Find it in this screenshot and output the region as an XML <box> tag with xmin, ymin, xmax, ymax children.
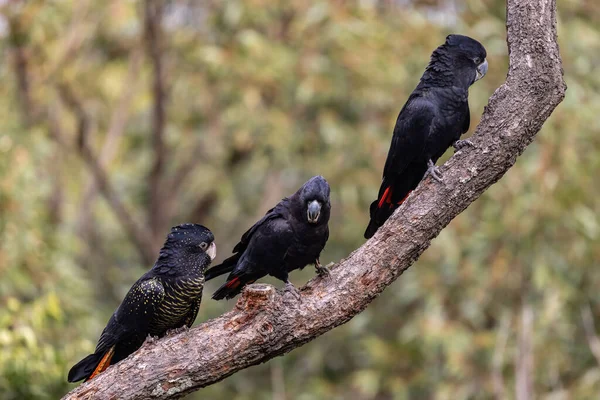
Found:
<box><xmin>199</xmin><ymin>242</ymin><xmax>208</xmax><ymax>250</ymax></box>
<box><xmin>473</xmin><ymin>57</ymin><xmax>481</xmax><ymax>64</ymax></box>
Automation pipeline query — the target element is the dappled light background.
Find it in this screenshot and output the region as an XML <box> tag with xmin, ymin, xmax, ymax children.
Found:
<box><xmin>0</xmin><ymin>0</ymin><xmax>598</xmax><ymax>399</ymax></box>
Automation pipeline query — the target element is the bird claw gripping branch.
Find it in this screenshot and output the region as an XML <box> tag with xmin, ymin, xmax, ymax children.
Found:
<box><xmin>453</xmin><ymin>139</ymin><xmax>476</xmax><ymax>152</ymax></box>
<box><xmin>314</xmin><ymin>259</ymin><xmax>331</xmax><ymax>278</ymax></box>
<box><xmin>284</xmin><ymin>281</ymin><xmax>302</xmax><ymax>303</ymax></box>
<box><xmin>425</xmin><ymin>159</ymin><xmax>444</xmax><ymax>183</ymax></box>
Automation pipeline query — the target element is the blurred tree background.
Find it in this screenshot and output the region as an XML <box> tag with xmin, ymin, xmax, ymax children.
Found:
<box><xmin>0</xmin><ymin>0</ymin><xmax>597</xmax><ymax>399</ymax></box>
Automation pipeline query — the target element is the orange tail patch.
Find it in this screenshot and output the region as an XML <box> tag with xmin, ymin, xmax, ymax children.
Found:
<box><xmin>87</xmin><ymin>346</ymin><xmax>115</xmax><ymax>381</ymax></box>
<box><xmin>377</xmin><ymin>186</ymin><xmax>393</xmax><ymax>208</ymax></box>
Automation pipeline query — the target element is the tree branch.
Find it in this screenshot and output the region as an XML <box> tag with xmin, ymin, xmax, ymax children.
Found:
<box><xmin>39</xmin><ymin>0</ymin><xmax>94</xmax><ymax>85</ymax></box>
<box><xmin>144</xmin><ymin>0</ymin><xmax>169</xmax><ymax>249</ymax></box>
<box><xmin>62</xmin><ymin>0</ymin><xmax>566</xmax><ymax>398</ymax></box>
<box><xmin>492</xmin><ymin>314</ymin><xmax>510</xmax><ymax>400</ymax></box>
<box><xmin>77</xmin><ymin>48</ymin><xmax>143</xmax><ymax>238</ymax></box>
<box><xmin>580</xmin><ymin>304</ymin><xmax>600</xmax><ymax>367</ymax></box>
<box><xmin>515</xmin><ymin>302</ymin><xmax>534</xmax><ymax>400</ymax></box>
<box><xmin>5</xmin><ymin>5</ymin><xmax>156</xmax><ymax>265</ymax></box>
<box><xmin>54</xmin><ymin>84</ymin><xmax>157</xmax><ymax>265</ymax></box>
<box><xmin>6</xmin><ymin>11</ymin><xmax>36</xmax><ymax>126</ymax></box>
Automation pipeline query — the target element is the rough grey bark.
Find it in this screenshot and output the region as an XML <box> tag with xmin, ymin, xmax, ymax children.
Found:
<box><xmin>62</xmin><ymin>0</ymin><xmax>566</xmax><ymax>398</ymax></box>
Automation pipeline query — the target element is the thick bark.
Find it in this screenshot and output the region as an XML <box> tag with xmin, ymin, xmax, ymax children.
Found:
<box><xmin>62</xmin><ymin>0</ymin><xmax>566</xmax><ymax>398</ymax></box>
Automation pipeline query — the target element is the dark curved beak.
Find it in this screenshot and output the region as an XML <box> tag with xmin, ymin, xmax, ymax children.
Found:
<box><xmin>475</xmin><ymin>59</ymin><xmax>488</xmax><ymax>82</ymax></box>
<box><xmin>206</xmin><ymin>242</ymin><xmax>217</xmax><ymax>260</ymax></box>
<box><xmin>307</xmin><ymin>200</ymin><xmax>322</xmax><ymax>224</ymax></box>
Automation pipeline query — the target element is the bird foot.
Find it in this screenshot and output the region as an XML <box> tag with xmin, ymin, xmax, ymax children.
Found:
<box><xmin>283</xmin><ymin>281</ymin><xmax>302</xmax><ymax>303</ymax></box>
<box><xmin>144</xmin><ymin>334</ymin><xmax>160</xmax><ymax>345</ymax></box>
<box><xmin>166</xmin><ymin>326</ymin><xmax>189</xmax><ymax>336</ymax></box>
<box><xmin>425</xmin><ymin>159</ymin><xmax>443</xmax><ymax>183</ymax></box>
<box><xmin>453</xmin><ymin>139</ymin><xmax>476</xmax><ymax>152</ymax></box>
<box><xmin>315</xmin><ymin>259</ymin><xmax>331</xmax><ymax>278</ymax></box>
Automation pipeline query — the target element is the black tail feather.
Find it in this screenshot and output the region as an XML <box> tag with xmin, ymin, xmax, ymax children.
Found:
<box><xmin>364</xmin><ymin>199</ymin><xmax>395</xmax><ymax>239</ymax></box>
<box><xmin>364</xmin><ymin>200</ymin><xmax>382</xmax><ymax>239</ymax></box>
<box><xmin>212</xmin><ymin>277</ymin><xmax>245</xmax><ymax>300</ymax></box>
<box><xmin>364</xmin><ymin>221</ymin><xmax>379</xmax><ymax>239</ymax></box>
<box><xmin>212</xmin><ymin>271</ymin><xmax>260</xmax><ymax>300</ymax></box>
<box><xmin>204</xmin><ymin>254</ymin><xmax>240</xmax><ymax>281</ymax></box>
<box><xmin>67</xmin><ymin>352</ymin><xmax>102</xmax><ymax>383</ymax></box>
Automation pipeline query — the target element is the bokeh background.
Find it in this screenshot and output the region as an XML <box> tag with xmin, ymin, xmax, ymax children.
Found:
<box><xmin>0</xmin><ymin>0</ymin><xmax>598</xmax><ymax>399</ymax></box>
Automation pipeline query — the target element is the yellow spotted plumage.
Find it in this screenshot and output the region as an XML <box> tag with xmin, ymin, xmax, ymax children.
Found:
<box><xmin>68</xmin><ymin>224</ymin><xmax>216</xmax><ymax>383</ymax></box>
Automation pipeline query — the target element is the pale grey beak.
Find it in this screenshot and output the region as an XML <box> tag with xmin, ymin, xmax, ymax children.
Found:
<box><xmin>307</xmin><ymin>200</ymin><xmax>321</xmax><ymax>224</ymax></box>
<box><xmin>206</xmin><ymin>242</ymin><xmax>217</xmax><ymax>260</ymax></box>
<box><xmin>475</xmin><ymin>58</ymin><xmax>488</xmax><ymax>82</ymax></box>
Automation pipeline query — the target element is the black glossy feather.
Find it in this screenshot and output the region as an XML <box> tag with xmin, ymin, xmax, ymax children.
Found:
<box><xmin>206</xmin><ymin>176</ymin><xmax>331</xmax><ymax>300</ymax></box>
<box><xmin>365</xmin><ymin>35</ymin><xmax>487</xmax><ymax>238</ymax></box>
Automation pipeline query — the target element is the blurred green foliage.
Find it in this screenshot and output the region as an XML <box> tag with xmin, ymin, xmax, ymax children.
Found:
<box><xmin>0</xmin><ymin>0</ymin><xmax>598</xmax><ymax>399</ymax></box>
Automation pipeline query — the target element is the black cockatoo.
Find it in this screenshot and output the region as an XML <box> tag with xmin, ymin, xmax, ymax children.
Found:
<box><xmin>68</xmin><ymin>224</ymin><xmax>216</xmax><ymax>383</ymax></box>
<box><xmin>365</xmin><ymin>34</ymin><xmax>488</xmax><ymax>238</ymax></box>
<box><xmin>205</xmin><ymin>176</ymin><xmax>331</xmax><ymax>300</ymax></box>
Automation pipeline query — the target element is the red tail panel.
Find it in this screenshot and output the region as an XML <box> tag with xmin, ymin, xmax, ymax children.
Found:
<box><xmin>225</xmin><ymin>277</ymin><xmax>241</xmax><ymax>290</ymax></box>
<box><xmin>377</xmin><ymin>186</ymin><xmax>393</xmax><ymax>208</ymax></box>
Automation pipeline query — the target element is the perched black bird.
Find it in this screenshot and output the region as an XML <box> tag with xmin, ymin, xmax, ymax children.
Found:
<box><xmin>364</xmin><ymin>34</ymin><xmax>488</xmax><ymax>239</ymax></box>
<box><xmin>205</xmin><ymin>176</ymin><xmax>331</xmax><ymax>300</ymax></box>
<box><xmin>67</xmin><ymin>224</ymin><xmax>216</xmax><ymax>383</ymax></box>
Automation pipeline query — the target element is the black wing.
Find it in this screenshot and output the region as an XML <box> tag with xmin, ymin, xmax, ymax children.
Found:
<box><xmin>234</xmin><ymin>201</ymin><xmax>288</xmax><ymax>253</ymax></box>
<box><xmin>205</xmin><ymin>201</ymin><xmax>288</xmax><ymax>281</ymax></box>
<box><xmin>381</xmin><ymin>96</ymin><xmax>435</xmax><ymax>183</ymax></box>
<box><xmin>68</xmin><ymin>277</ymin><xmax>165</xmax><ymax>382</ymax></box>
<box><xmin>95</xmin><ymin>277</ymin><xmax>165</xmax><ymax>355</ymax></box>
<box><xmin>461</xmin><ymin>105</ymin><xmax>470</xmax><ymax>135</ymax></box>
<box><xmin>182</xmin><ymin>298</ymin><xmax>201</xmax><ymax>328</ymax></box>
<box><xmin>212</xmin><ymin>214</ymin><xmax>294</xmax><ymax>300</ymax></box>
<box><xmin>364</xmin><ymin>96</ymin><xmax>436</xmax><ymax>239</ymax></box>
